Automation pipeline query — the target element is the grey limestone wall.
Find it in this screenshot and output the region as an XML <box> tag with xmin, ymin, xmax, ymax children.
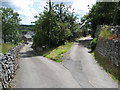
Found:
<box><xmin>95</xmin><ymin>25</ymin><xmax>120</xmax><ymax>66</ymax></box>
<box><xmin>0</xmin><ymin>44</ymin><xmax>24</xmax><ymax>89</ymax></box>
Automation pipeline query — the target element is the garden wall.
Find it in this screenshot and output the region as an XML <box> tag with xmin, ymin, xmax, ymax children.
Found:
<box><xmin>0</xmin><ymin>44</ymin><xmax>24</xmax><ymax>89</ymax></box>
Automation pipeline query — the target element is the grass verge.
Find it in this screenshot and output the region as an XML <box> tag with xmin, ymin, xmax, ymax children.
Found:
<box><xmin>42</xmin><ymin>42</ymin><xmax>74</xmax><ymax>62</ymax></box>
<box><xmin>0</xmin><ymin>43</ymin><xmax>15</xmax><ymax>54</ymax></box>
<box><xmin>92</xmin><ymin>51</ymin><xmax>120</xmax><ymax>85</ymax></box>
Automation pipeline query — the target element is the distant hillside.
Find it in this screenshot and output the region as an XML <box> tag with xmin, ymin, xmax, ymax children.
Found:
<box><xmin>20</xmin><ymin>25</ymin><xmax>35</xmax><ymax>34</ymax></box>
<box><xmin>20</xmin><ymin>25</ymin><xmax>34</xmax><ymax>30</ymax></box>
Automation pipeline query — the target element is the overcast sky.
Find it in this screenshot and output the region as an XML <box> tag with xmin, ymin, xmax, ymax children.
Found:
<box><xmin>1</xmin><ymin>0</ymin><xmax>96</xmax><ymax>25</ymax></box>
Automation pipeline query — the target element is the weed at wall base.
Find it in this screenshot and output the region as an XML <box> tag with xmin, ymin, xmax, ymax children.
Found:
<box><xmin>94</xmin><ymin>51</ymin><xmax>120</xmax><ymax>84</ymax></box>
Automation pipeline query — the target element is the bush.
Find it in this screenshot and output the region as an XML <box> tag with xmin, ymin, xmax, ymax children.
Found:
<box><xmin>89</xmin><ymin>38</ymin><xmax>97</xmax><ymax>52</ymax></box>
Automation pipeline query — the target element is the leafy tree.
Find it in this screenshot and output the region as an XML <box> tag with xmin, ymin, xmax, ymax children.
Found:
<box><xmin>0</xmin><ymin>7</ymin><xmax>21</xmax><ymax>44</ymax></box>
<box><xmin>113</xmin><ymin>2</ymin><xmax>120</xmax><ymax>25</ymax></box>
<box><xmin>33</xmin><ymin>2</ymin><xmax>81</xmax><ymax>49</ymax></box>
<box><xmin>81</xmin><ymin>2</ymin><xmax>119</xmax><ymax>38</ymax></box>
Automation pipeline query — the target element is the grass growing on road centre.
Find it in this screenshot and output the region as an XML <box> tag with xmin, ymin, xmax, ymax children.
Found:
<box><xmin>43</xmin><ymin>42</ymin><xmax>73</xmax><ymax>62</ymax></box>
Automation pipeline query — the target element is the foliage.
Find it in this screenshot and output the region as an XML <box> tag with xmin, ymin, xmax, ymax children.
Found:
<box><xmin>33</xmin><ymin>2</ymin><xmax>81</xmax><ymax>49</ymax></box>
<box><xmin>89</xmin><ymin>38</ymin><xmax>97</xmax><ymax>52</ymax></box>
<box><xmin>80</xmin><ymin>14</ymin><xmax>92</xmax><ymax>36</ymax></box>
<box><xmin>113</xmin><ymin>2</ymin><xmax>120</xmax><ymax>25</ymax></box>
<box><xmin>0</xmin><ymin>7</ymin><xmax>21</xmax><ymax>44</ymax></box>
<box><xmin>0</xmin><ymin>43</ymin><xmax>15</xmax><ymax>53</ymax></box>
<box><xmin>99</xmin><ymin>26</ymin><xmax>112</xmax><ymax>39</ymax></box>
<box><xmin>43</xmin><ymin>42</ymin><xmax>73</xmax><ymax>62</ymax></box>
<box><xmin>98</xmin><ymin>26</ymin><xmax>120</xmax><ymax>41</ymax></box>
<box><xmin>81</xmin><ymin>2</ymin><xmax>120</xmax><ymax>38</ymax></box>
<box><xmin>109</xmin><ymin>74</ymin><xmax>120</xmax><ymax>85</ymax></box>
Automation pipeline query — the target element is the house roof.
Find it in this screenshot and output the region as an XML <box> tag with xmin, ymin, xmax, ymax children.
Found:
<box><xmin>24</xmin><ymin>34</ymin><xmax>32</xmax><ymax>39</ymax></box>
<box><xmin>26</xmin><ymin>31</ymin><xmax>35</xmax><ymax>36</ymax></box>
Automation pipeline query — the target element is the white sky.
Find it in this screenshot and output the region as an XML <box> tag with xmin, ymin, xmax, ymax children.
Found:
<box><xmin>2</xmin><ymin>0</ymin><xmax>96</xmax><ymax>25</ymax></box>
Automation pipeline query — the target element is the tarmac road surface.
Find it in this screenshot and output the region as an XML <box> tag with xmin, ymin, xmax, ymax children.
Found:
<box><xmin>13</xmin><ymin>37</ymin><xmax>118</xmax><ymax>88</ymax></box>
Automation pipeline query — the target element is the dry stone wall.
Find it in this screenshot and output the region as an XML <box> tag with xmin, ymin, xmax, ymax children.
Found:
<box><xmin>0</xmin><ymin>44</ymin><xmax>24</xmax><ymax>89</ymax></box>
<box><xmin>95</xmin><ymin>25</ymin><xmax>120</xmax><ymax>66</ymax></box>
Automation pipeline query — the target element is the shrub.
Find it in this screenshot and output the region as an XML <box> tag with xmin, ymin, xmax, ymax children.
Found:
<box><xmin>89</xmin><ymin>38</ymin><xmax>97</xmax><ymax>52</ymax></box>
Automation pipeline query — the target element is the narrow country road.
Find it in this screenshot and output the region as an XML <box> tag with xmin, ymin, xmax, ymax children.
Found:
<box><xmin>12</xmin><ymin>36</ymin><xmax>118</xmax><ymax>88</ymax></box>
<box><xmin>12</xmin><ymin>44</ymin><xmax>80</xmax><ymax>88</ymax></box>
<box><xmin>62</xmin><ymin>36</ymin><xmax>118</xmax><ymax>88</ymax></box>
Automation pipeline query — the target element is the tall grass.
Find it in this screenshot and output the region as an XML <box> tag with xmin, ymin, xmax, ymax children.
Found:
<box><xmin>0</xmin><ymin>43</ymin><xmax>15</xmax><ymax>54</ymax></box>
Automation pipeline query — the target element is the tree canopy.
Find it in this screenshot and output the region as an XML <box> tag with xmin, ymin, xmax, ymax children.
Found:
<box><xmin>33</xmin><ymin>2</ymin><xmax>81</xmax><ymax>49</ymax></box>
<box><xmin>0</xmin><ymin>7</ymin><xmax>21</xmax><ymax>44</ymax></box>
<box><xmin>81</xmin><ymin>2</ymin><xmax>120</xmax><ymax>38</ymax></box>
